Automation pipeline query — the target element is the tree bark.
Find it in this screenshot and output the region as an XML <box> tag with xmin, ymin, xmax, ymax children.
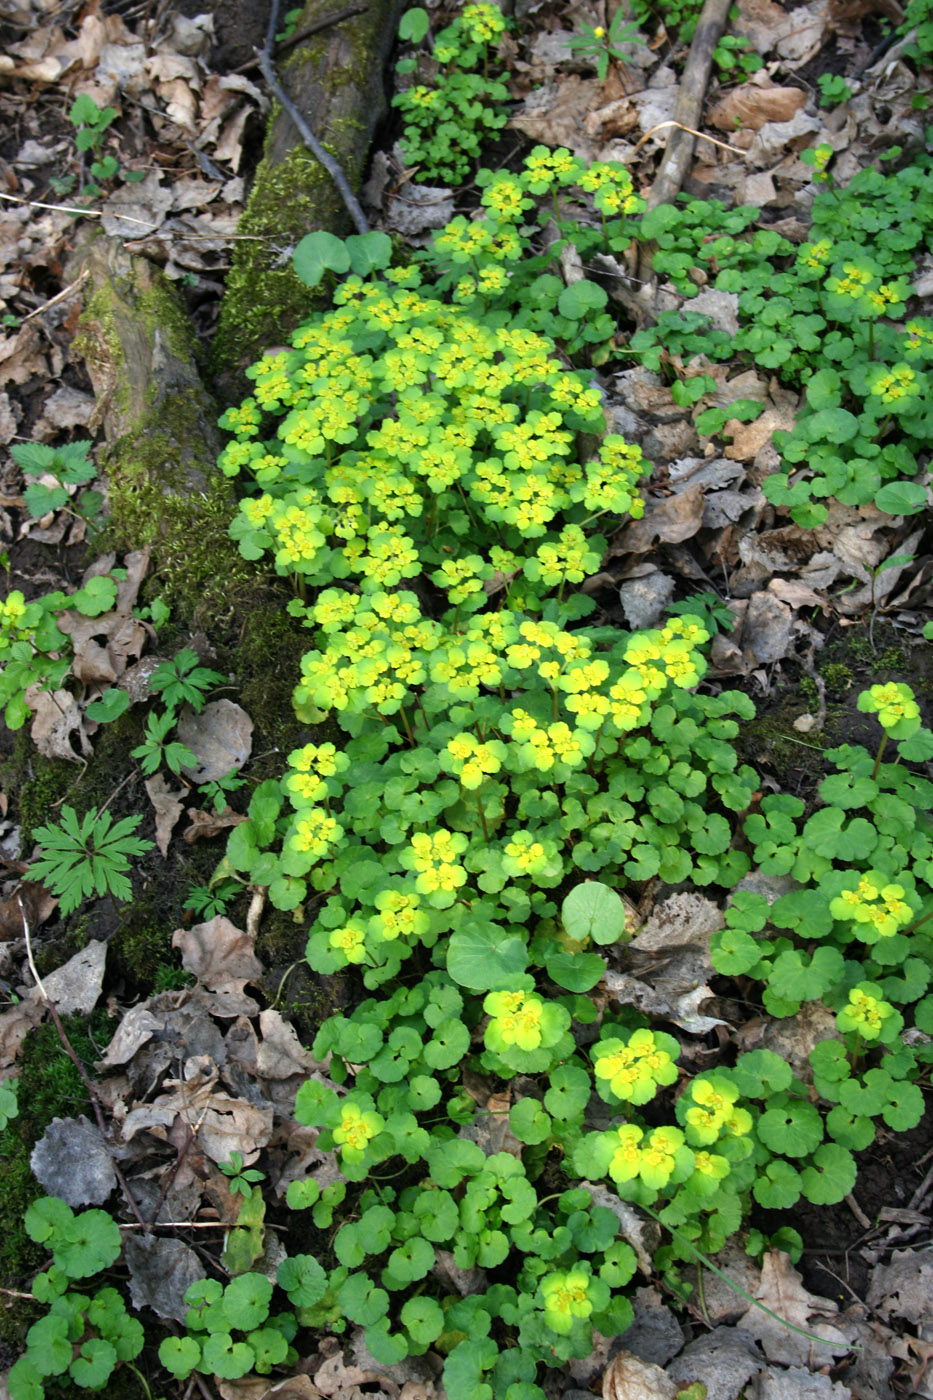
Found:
<box><xmin>213</xmin><ymin>0</ymin><xmax>402</xmax><ymax>381</ymax></box>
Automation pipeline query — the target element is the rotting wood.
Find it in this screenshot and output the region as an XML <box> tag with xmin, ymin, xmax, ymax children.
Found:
<box><xmin>66</xmin><ymin>233</ymin><xmax>237</xmax><ymax>616</ymax></box>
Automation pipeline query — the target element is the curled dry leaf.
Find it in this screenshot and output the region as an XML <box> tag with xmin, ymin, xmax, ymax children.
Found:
<box><xmin>183</xmin><ymin>804</ymin><xmax>245</xmax><ymax>842</ymax></box>
<box><xmin>708</xmin><ymin>78</ymin><xmax>807</xmax><ymax>132</ymax></box>
<box><xmin>609</xmin><ymin>485</ymin><xmax>706</xmax><ymax>556</ymax></box>
<box><xmin>145</xmin><ymin>773</ymin><xmax>186</xmax><ymax>857</ymax></box>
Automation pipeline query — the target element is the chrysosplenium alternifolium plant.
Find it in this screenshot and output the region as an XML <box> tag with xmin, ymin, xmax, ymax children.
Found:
<box><xmin>122</xmin><ymin>142</ymin><xmax>933</xmax><ymax>1397</ymax></box>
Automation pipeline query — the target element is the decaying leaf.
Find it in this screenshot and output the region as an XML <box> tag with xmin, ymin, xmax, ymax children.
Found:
<box><xmin>630</xmin><ymin>893</ymin><xmax>724</xmax><ymax>953</ymax></box>
<box><xmin>172</xmin><ymin>915</ymin><xmax>263</xmax><ymax>997</ymax></box>
<box><xmin>25</xmin><ymin>939</ymin><xmax>107</xmax><ymax>1016</ymax></box>
<box><xmin>742</xmin><ymin>1252</ymin><xmax>854</xmax><ymax>1367</ymax></box>
<box><xmin>145</xmin><ymin>773</ymin><xmax>186</xmax><ymax>856</ymax></box>
<box><xmin>175</xmin><ymin>698</ymin><xmax>253</xmax><ymax>783</ymax></box>
<box><xmin>125</xmin><ymin>1232</ymin><xmax>206</xmax><ymax>1322</ymax></box>
<box><xmin>30</xmin><ymin>1114</ymin><xmax>117</xmax><ymax>1205</ymax></box>
<box><xmin>709</xmin><ymin>77</ymin><xmax>807</xmax><ymax>132</ymax></box>
<box><xmin>667</xmin><ymin>1325</ymin><xmax>763</xmax><ymax>1398</ymax></box>
<box><xmin>867</xmin><ymin>1248</ymin><xmax>933</xmax><ymax>1327</ymax></box>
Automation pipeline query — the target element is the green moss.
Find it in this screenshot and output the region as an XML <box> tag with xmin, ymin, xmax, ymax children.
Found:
<box><xmin>0</xmin><ymin>1015</ymin><xmax>108</xmax><ymax>1343</ymax></box>
<box><xmin>211</xmin><ymin>142</ymin><xmax>325</xmax><ymax>376</ymax></box>
<box><xmin>821</xmin><ymin>662</ymin><xmax>854</xmax><ymax>695</ymax></box>
<box><xmin>235</xmin><ymin>598</ymin><xmax>315</xmax><ymax>756</ymax></box>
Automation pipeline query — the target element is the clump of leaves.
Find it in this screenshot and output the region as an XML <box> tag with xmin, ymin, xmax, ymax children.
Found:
<box><xmin>393</xmin><ymin>3</ymin><xmax>510</xmax><ymax>183</ymax></box>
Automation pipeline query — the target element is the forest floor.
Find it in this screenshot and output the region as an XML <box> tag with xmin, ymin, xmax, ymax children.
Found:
<box><xmin>1</xmin><ymin>1</ymin><xmax>933</xmax><ymax>1398</ymax></box>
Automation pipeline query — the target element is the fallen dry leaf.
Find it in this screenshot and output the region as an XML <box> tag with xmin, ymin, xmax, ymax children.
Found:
<box><xmin>602</xmin><ymin>1349</ymin><xmax>680</xmax><ymax>1400</ymax></box>
<box><xmin>709</xmin><ymin>77</ymin><xmax>807</xmax><ymax>132</ymax></box>
<box><xmin>867</xmin><ymin>1248</ymin><xmax>933</xmax><ymax>1327</ymax></box>
<box><xmin>121</xmin><ymin>1058</ymin><xmax>273</xmax><ymax>1165</ymax></box>
<box><xmin>145</xmin><ymin>774</ymin><xmax>186</xmax><ymax>857</ymax></box>
<box><xmin>24</xmin><ymin>939</ymin><xmax>107</xmax><ymax>1016</ymax></box>
<box><xmin>30</xmin><ymin>1114</ymin><xmax>117</xmax><ymax>1205</ymax></box>
<box><xmin>743</xmin><ymin>1251</ymin><xmax>853</xmax><ymax>1367</ymax></box>
<box><xmin>610</xmin><ymin>485</ymin><xmax>706</xmax><ymax>555</ymax></box>
<box><xmin>172</xmin><ymin>916</ymin><xmax>263</xmax><ymax>998</ymax></box>
<box><xmin>175</xmin><ymin>699</ymin><xmax>253</xmax><ymax>783</ymax></box>
<box><xmin>630</xmin><ymin>893</ymin><xmax>724</xmax><ymax>954</ymax></box>
<box><xmin>183</xmin><ymin>804</ymin><xmax>245</xmax><ymax>842</ymax></box>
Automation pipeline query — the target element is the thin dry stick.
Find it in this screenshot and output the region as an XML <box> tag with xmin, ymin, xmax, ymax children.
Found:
<box><xmin>236</xmin><ymin>3</ymin><xmax>368</xmax><ymax>70</ymax></box>
<box><xmin>632</xmin><ymin>119</ymin><xmax>746</xmax><ymax>158</ymax></box>
<box><xmin>18</xmin><ymin>269</ymin><xmax>90</xmax><ymax>325</ymax></box>
<box><xmin>17</xmin><ymin>895</ymin><xmax>150</xmax><ymax>1233</ymax></box>
<box><xmin>0</xmin><ymin>190</ymin><xmax>154</xmax><ymax>227</ymax></box>
<box><xmin>256</xmin><ymin>0</ymin><xmax>370</xmax><ymax>235</ymax></box>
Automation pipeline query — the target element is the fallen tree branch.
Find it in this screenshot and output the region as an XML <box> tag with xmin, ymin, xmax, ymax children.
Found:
<box><xmin>256</xmin><ymin>0</ymin><xmax>370</xmax><ymax>235</ymax></box>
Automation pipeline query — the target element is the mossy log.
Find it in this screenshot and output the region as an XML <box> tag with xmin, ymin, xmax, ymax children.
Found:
<box><xmin>213</xmin><ymin>0</ymin><xmax>401</xmax><ymax>378</ymax></box>
<box><xmin>67</xmin><ymin>234</ymin><xmax>240</xmax><ymax>619</ymax></box>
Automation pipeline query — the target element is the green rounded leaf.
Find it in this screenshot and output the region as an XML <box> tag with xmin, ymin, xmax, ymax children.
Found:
<box><xmin>293</xmin><ymin>231</ymin><xmax>351</xmax><ymax>288</ymax></box>
<box><xmin>401</xmin><ymin>1295</ymin><xmax>445</xmax><ymax>1345</ymax></box>
<box><xmin>800</xmin><ymin>1143</ymin><xmax>856</xmax><ymax>1205</ymax></box>
<box><xmin>85</xmin><ymin>688</ymin><xmax>131</xmax><ymax>723</ymax></box>
<box><xmin>562</xmin><ymin>881</ymin><xmax>626</xmax><ymax>944</ymax></box>
<box><xmin>70</xmin><ymin>1337</ymin><xmax>117</xmax><ymax>1389</ymax></box>
<box><xmin>277</xmin><ymin>1254</ymin><xmax>327</xmax><ymax>1307</ymax></box>
<box><xmin>398</xmin><ymin>6</ymin><xmax>430</xmax><ymax>40</ymax></box>
<box><xmin>557</xmin><ymin>280</ymin><xmax>608</xmax><ymax>319</ymax></box>
<box><xmin>447</xmin><ymin>922</ymin><xmax>528</xmax><ymax>990</ymax></box>
<box><xmin>875</xmin><ymin>480</ymin><xmax>928</xmax><ymax>516</ymax></box>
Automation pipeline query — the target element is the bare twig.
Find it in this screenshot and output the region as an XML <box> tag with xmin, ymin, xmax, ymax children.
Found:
<box><xmin>17</xmin><ymin>895</ymin><xmax>150</xmax><ymax>1233</ymax></box>
<box><xmin>17</xmin><ymin>269</ymin><xmax>90</xmax><ymax>325</ymax></box>
<box><xmin>255</xmin><ymin>0</ymin><xmax>370</xmax><ymax>235</ymax></box>
<box><xmin>632</xmin><ymin>119</ymin><xmax>746</xmax><ymax>159</ymax></box>
<box><xmin>0</xmin><ymin>190</ymin><xmax>154</xmax><ymax>227</ymax></box>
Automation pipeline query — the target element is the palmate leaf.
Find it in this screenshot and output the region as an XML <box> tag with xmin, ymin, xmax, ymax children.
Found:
<box><xmin>25</xmin><ymin>805</ymin><xmax>153</xmax><ymax>915</ymax></box>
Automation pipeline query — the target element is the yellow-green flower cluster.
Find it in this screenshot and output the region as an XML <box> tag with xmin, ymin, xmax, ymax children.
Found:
<box><xmin>283</xmin><ymin>741</ymin><xmax>349</xmax><ymax>807</ymax></box>
<box><xmin>441</xmin><ymin>731</ymin><xmax>506</xmax><ymax>789</ymax></box>
<box><xmin>592</xmin><ymin>1028</ymin><xmax>679</xmax><ymax>1106</ymax></box>
<box><xmin>333</xmin><ymin>1099</ymin><xmax>385</xmax><ymax>1162</ymax></box>
<box><xmin>0</xmin><ymin>589</ymin><xmax>30</xmax><ymax>635</ymax></box>
<box><xmin>857</xmin><ymin>681</ymin><xmax>921</xmax><ymax>736</ymax></box>
<box><xmin>461</xmin><ymin>1</ymin><xmax>506</xmax><ymax>42</ymax></box>
<box><xmin>828</xmin><ymin>870</ymin><xmax>915</xmax><ymax>940</ymax></box>
<box><xmin>867</xmin><ymin>362</ymin><xmax>921</xmax><ymax>404</ymax></box>
<box><xmin>483</xmin><ymin>986</ymin><xmax>546</xmax><ymax>1051</ymax></box>
<box><xmin>539</xmin><ymin>1270</ymin><xmax>594</xmax><ymax>1335</ymax></box>
<box><xmin>836</xmin><ymin>982</ymin><xmax>897</xmax><ymax>1041</ymax></box>
<box><xmin>399</xmin><ymin>829</ymin><xmax>469</xmax><ymax>902</ymax></box>
<box><xmin>607</xmin><ymin>1123</ymin><xmax>689</xmax><ymax>1190</ymax></box>
<box><xmin>680</xmin><ymin>1075</ymin><xmax>752</xmax><ymax>1147</ymax></box>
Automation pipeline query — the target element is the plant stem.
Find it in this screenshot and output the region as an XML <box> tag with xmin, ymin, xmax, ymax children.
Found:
<box><xmin>872</xmin><ymin>733</ymin><xmax>888</xmax><ymax>780</ymax></box>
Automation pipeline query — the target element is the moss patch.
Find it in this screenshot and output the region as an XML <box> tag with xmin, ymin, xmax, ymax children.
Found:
<box><xmin>0</xmin><ymin>1015</ymin><xmax>108</xmax><ymax>1341</ymax></box>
